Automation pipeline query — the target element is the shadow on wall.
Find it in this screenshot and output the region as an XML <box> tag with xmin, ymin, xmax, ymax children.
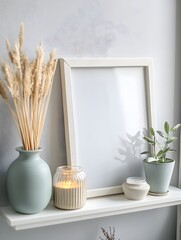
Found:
<box><xmin>115</xmin><ymin>131</ymin><xmax>145</xmax><ymax>178</ymax></box>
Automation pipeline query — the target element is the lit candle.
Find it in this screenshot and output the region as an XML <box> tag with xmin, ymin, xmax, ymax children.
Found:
<box><xmin>53</xmin><ymin>166</ymin><xmax>86</xmax><ymax>210</ymax></box>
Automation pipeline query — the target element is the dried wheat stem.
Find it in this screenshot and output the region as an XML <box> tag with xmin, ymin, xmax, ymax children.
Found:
<box><xmin>0</xmin><ymin>24</ymin><xmax>56</xmax><ymax>150</ymax></box>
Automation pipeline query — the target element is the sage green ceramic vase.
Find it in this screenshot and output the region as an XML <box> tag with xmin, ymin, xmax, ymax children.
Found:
<box><xmin>143</xmin><ymin>159</ymin><xmax>175</xmax><ymax>194</ymax></box>
<box><xmin>7</xmin><ymin>147</ymin><xmax>52</xmax><ymax>214</ymax></box>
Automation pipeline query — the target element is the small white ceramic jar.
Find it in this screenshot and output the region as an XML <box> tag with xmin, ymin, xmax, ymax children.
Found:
<box><xmin>122</xmin><ymin>177</ymin><xmax>150</xmax><ymax>200</ymax></box>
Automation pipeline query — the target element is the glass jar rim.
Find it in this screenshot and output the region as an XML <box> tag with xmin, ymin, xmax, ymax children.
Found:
<box><xmin>56</xmin><ymin>165</ymin><xmax>83</xmax><ymax>173</ymax></box>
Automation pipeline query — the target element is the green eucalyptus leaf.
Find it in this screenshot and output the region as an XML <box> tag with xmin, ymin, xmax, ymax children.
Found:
<box><xmin>147</xmin><ymin>157</ymin><xmax>157</xmax><ymax>162</ymax></box>
<box><xmin>141</xmin><ymin>151</ymin><xmax>151</xmax><ymax>155</ymax></box>
<box><xmin>150</xmin><ymin>127</ymin><xmax>155</xmax><ymax>136</ymax></box>
<box><xmin>166</xmin><ymin>137</ymin><xmax>177</xmax><ymax>144</ymax></box>
<box><xmin>143</xmin><ymin>136</ymin><xmax>155</xmax><ymax>144</ymax></box>
<box><xmin>158</xmin><ymin>157</ymin><xmax>166</xmax><ymax>163</ymax></box>
<box><xmin>170</xmin><ymin>123</ymin><xmax>181</xmax><ymax>132</ymax></box>
<box><xmin>157</xmin><ymin>150</ymin><xmax>164</xmax><ymax>158</ymax></box>
<box><xmin>157</xmin><ymin>148</ymin><xmax>170</xmax><ymax>159</ymax></box>
<box><xmin>164</xmin><ymin>121</ymin><xmax>170</xmax><ymax>134</ymax></box>
<box><xmin>165</xmin><ymin>158</ymin><xmax>174</xmax><ymax>162</ymax></box>
<box><xmin>169</xmin><ymin>149</ymin><xmax>176</xmax><ymax>152</ymax></box>
<box><xmin>157</xmin><ymin>131</ymin><xmax>165</xmax><ymax>138</ymax></box>
<box><xmin>162</xmin><ymin>147</ymin><xmax>171</xmax><ymax>153</ymax></box>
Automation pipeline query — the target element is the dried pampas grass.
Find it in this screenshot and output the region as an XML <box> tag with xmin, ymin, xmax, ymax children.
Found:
<box><xmin>0</xmin><ymin>23</ymin><xmax>57</xmax><ymax>150</ymax></box>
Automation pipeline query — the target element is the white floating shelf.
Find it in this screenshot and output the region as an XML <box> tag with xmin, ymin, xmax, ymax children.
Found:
<box><xmin>1</xmin><ymin>186</ymin><xmax>181</xmax><ymax>230</ymax></box>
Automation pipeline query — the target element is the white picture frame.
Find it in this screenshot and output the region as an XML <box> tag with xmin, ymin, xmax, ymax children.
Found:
<box><xmin>60</xmin><ymin>58</ymin><xmax>155</xmax><ymax>198</ymax></box>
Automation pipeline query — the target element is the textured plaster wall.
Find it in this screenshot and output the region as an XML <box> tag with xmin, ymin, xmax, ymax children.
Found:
<box><xmin>0</xmin><ymin>0</ymin><xmax>180</xmax><ymax>239</ymax></box>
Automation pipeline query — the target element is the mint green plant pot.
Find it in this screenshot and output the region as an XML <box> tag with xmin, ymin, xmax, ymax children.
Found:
<box><xmin>7</xmin><ymin>147</ymin><xmax>52</xmax><ymax>214</ymax></box>
<box><xmin>143</xmin><ymin>159</ymin><xmax>175</xmax><ymax>194</ymax></box>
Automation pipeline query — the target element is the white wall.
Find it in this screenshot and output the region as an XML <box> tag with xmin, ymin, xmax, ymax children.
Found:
<box><xmin>0</xmin><ymin>0</ymin><xmax>180</xmax><ymax>239</ymax></box>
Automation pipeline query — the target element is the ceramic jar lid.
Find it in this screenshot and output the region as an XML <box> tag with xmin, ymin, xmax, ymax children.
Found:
<box><xmin>126</xmin><ymin>177</ymin><xmax>146</xmax><ymax>185</ymax></box>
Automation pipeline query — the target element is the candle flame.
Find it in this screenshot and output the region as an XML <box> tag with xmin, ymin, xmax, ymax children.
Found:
<box><xmin>54</xmin><ymin>181</ymin><xmax>79</xmax><ymax>189</ymax></box>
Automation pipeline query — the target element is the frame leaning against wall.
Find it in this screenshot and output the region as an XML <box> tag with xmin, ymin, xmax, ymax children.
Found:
<box><xmin>60</xmin><ymin>58</ymin><xmax>155</xmax><ymax>198</ymax></box>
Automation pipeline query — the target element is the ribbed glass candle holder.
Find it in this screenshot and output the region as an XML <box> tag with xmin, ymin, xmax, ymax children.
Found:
<box><xmin>53</xmin><ymin>166</ymin><xmax>86</xmax><ymax>210</ymax></box>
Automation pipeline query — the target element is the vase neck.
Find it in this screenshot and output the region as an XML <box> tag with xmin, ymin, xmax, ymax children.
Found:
<box><xmin>16</xmin><ymin>147</ymin><xmax>42</xmax><ymax>160</ymax></box>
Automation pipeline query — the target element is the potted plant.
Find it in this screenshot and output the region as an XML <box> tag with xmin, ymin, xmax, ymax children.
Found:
<box><xmin>0</xmin><ymin>24</ymin><xmax>57</xmax><ymax>213</ymax></box>
<box><xmin>142</xmin><ymin>121</ymin><xmax>180</xmax><ymax>195</ymax></box>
